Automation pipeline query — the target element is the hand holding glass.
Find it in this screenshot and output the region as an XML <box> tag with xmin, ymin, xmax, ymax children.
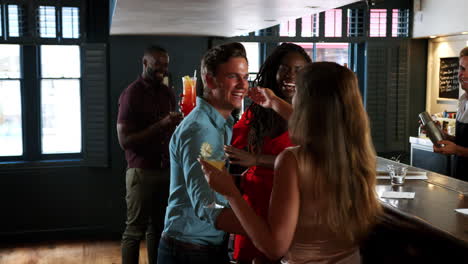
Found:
<box><xmin>169</xmin><ymin>111</ymin><xmax>183</xmax><ymax>126</ymax></box>
<box><xmin>201</xmin><ymin>153</ymin><xmax>227</xmax><ymax>209</ymax></box>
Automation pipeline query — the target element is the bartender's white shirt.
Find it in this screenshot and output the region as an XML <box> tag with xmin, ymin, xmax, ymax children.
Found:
<box><xmin>457</xmin><ymin>93</ymin><xmax>468</xmax><ymax>124</ymax></box>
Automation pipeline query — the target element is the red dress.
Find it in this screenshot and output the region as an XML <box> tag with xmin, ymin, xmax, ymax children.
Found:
<box><xmin>231</xmin><ymin>109</ymin><xmax>293</xmax><ymax>262</ymax></box>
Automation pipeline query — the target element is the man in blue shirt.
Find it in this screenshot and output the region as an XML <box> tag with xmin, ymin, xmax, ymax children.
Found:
<box><xmin>158</xmin><ymin>42</ymin><xmax>249</xmax><ymax>263</ymax></box>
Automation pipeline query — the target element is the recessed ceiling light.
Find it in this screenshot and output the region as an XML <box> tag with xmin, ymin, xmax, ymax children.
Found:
<box><xmin>264</xmin><ymin>19</ymin><xmax>276</xmax><ymax>22</ymax></box>
<box><xmin>462</xmin><ymin>32</ymin><xmax>468</xmax><ymax>35</ymax></box>
<box><xmin>235</xmin><ymin>28</ymin><xmax>246</xmax><ymax>31</ymax></box>
<box><xmin>429</xmin><ymin>35</ymin><xmax>437</xmax><ymax>38</ymax></box>
<box><xmin>306</xmin><ymin>6</ymin><xmax>320</xmax><ymax>8</ymax></box>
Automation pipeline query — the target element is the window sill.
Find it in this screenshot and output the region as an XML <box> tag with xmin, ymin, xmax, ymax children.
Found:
<box><xmin>0</xmin><ymin>159</ymin><xmax>84</xmax><ymax>170</ymax></box>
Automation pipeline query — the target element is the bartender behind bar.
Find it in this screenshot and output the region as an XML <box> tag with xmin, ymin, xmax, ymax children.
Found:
<box><xmin>434</xmin><ymin>46</ymin><xmax>468</xmax><ymax>181</ymax></box>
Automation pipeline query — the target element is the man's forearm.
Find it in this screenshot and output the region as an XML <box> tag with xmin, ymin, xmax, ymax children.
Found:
<box><xmin>445</xmin><ymin>134</ymin><xmax>456</xmax><ymax>142</ymax></box>
<box><xmin>456</xmin><ymin>145</ymin><xmax>468</xmax><ymax>158</ymax></box>
<box><xmin>119</xmin><ymin>118</ymin><xmax>171</xmax><ymax>149</ymax></box>
<box><xmin>131</xmin><ymin>121</ymin><xmax>167</xmax><ymax>143</ymax></box>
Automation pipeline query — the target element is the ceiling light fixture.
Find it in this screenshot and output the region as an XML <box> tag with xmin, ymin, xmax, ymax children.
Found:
<box><xmin>264</xmin><ymin>19</ymin><xmax>276</xmax><ymax>22</ymax></box>
<box><xmin>429</xmin><ymin>35</ymin><xmax>437</xmax><ymax>38</ymax></box>
<box><xmin>305</xmin><ymin>6</ymin><xmax>320</xmax><ymax>8</ymax></box>
<box><xmin>462</xmin><ymin>32</ymin><xmax>468</xmax><ymax>35</ymax></box>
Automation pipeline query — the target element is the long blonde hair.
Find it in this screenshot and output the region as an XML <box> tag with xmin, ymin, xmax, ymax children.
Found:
<box><xmin>289</xmin><ymin>62</ymin><xmax>381</xmax><ymax>243</ymax></box>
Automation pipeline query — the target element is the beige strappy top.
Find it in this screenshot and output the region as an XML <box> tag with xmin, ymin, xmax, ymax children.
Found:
<box><xmin>281</xmin><ymin>146</ymin><xmax>361</xmax><ymax>264</ymax></box>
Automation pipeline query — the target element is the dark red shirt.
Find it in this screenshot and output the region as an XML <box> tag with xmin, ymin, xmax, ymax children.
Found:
<box><xmin>117</xmin><ymin>76</ymin><xmax>176</xmax><ymax>169</ymax></box>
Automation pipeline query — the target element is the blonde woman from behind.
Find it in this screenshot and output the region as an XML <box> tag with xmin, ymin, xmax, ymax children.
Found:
<box><xmin>200</xmin><ymin>62</ymin><xmax>382</xmax><ymax>264</ymax></box>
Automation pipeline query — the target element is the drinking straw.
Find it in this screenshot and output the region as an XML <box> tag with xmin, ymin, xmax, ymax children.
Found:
<box><xmin>193</xmin><ymin>70</ymin><xmax>197</xmax><ymax>79</ymax></box>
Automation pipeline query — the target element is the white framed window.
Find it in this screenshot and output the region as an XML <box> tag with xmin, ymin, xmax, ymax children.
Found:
<box><xmin>0</xmin><ymin>7</ymin><xmax>2</xmax><ymax>37</ymax></box>
<box><xmin>301</xmin><ymin>14</ymin><xmax>319</xmax><ymax>37</ymax></box>
<box><xmin>325</xmin><ymin>9</ymin><xmax>342</xmax><ymax>37</ymax></box>
<box><xmin>38</xmin><ymin>6</ymin><xmax>57</xmax><ymax>38</ymax></box>
<box><xmin>0</xmin><ymin>2</ymin><xmax>84</xmax><ymax>162</ymax></box>
<box><xmin>8</xmin><ymin>5</ymin><xmax>21</xmax><ymax>37</ymax></box>
<box><xmin>241</xmin><ymin>42</ymin><xmax>260</xmax><ymax>81</ymax></box>
<box><xmin>370</xmin><ymin>9</ymin><xmax>387</xmax><ymax>37</ymax></box>
<box><xmin>279</xmin><ymin>19</ymin><xmax>296</xmax><ymax>37</ymax></box>
<box><xmin>62</xmin><ymin>7</ymin><xmax>80</xmax><ymax>39</ymax></box>
<box><xmin>316</xmin><ymin>43</ymin><xmax>349</xmax><ymax>66</ymax></box>
<box><xmin>0</xmin><ymin>44</ymin><xmax>23</xmax><ymax>157</ymax></box>
<box><xmin>40</xmin><ymin>45</ymin><xmax>82</xmax><ymax>154</ymax></box>
<box><xmin>391</xmin><ymin>9</ymin><xmax>409</xmax><ymax>37</ymax></box>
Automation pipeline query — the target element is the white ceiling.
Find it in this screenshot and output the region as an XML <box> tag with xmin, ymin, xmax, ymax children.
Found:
<box><xmin>111</xmin><ymin>0</ymin><xmax>362</xmax><ymax>37</ymax></box>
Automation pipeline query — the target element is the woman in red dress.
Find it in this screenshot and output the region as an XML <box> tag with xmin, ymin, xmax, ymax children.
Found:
<box><xmin>225</xmin><ymin>43</ymin><xmax>311</xmax><ymax>263</ymax></box>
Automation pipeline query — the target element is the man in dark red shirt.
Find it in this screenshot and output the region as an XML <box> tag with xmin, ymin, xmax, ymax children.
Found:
<box><xmin>117</xmin><ymin>45</ymin><xmax>183</xmax><ymax>264</ymax></box>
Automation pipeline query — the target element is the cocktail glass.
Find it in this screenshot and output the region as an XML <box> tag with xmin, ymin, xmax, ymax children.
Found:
<box><xmin>387</xmin><ymin>164</ymin><xmax>408</xmax><ymax>186</ymax></box>
<box><xmin>202</xmin><ymin>153</ymin><xmax>227</xmax><ymax>209</ymax></box>
<box><xmin>181</xmin><ymin>76</ymin><xmax>197</xmax><ymax>116</ymax></box>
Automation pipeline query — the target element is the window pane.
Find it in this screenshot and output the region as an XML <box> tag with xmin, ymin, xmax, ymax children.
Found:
<box><xmin>41</xmin><ymin>79</ymin><xmax>81</xmax><ymax>154</ymax></box>
<box><xmin>280</xmin><ymin>19</ymin><xmax>296</xmax><ymax>37</ymax></box>
<box><xmin>279</xmin><ymin>21</ymin><xmax>288</xmax><ymax>37</ymax></box>
<box><xmin>38</xmin><ymin>6</ymin><xmax>56</xmax><ymax>38</ymax></box>
<box><xmin>288</xmin><ymin>19</ymin><xmax>296</xmax><ymax>37</ymax></box>
<box><xmin>0</xmin><ymin>7</ymin><xmax>3</xmax><ymax>37</ymax></box>
<box><xmin>392</xmin><ymin>9</ymin><xmax>409</xmax><ymax>37</ymax></box>
<box><xmin>302</xmin><ymin>14</ymin><xmax>319</xmax><ymax>37</ymax></box>
<box><xmin>8</xmin><ymin>5</ymin><xmax>20</xmax><ymax>37</ymax></box>
<box><xmin>0</xmin><ymin>44</ymin><xmax>21</xmax><ymax>78</ymax></box>
<box><xmin>325</xmin><ymin>9</ymin><xmax>342</xmax><ymax>37</ymax></box>
<box><xmin>316</xmin><ymin>43</ymin><xmax>349</xmax><ymax>66</ymax></box>
<box><xmin>347</xmin><ymin>9</ymin><xmax>364</xmax><ymax>37</ymax></box>
<box><xmin>369</xmin><ymin>9</ymin><xmax>387</xmax><ymax>37</ymax></box>
<box><xmin>0</xmin><ymin>80</ymin><xmax>23</xmax><ymax>156</ymax></box>
<box><xmin>62</xmin><ymin>7</ymin><xmax>80</xmax><ymax>39</ymax></box>
<box><xmin>312</xmin><ymin>14</ymin><xmax>319</xmax><ymax>37</ymax></box>
<box><xmin>41</xmin><ymin>45</ymin><xmax>81</xmax><ymax>78</ymax></box>
<box><xmin>241</xmin><ymin>42</ymin><xmax>260</xmax><ymax>73</ymax></box>
<box><xmin>301</xmin><ymin>15</ymin><xmax>312</xmax><ymax>37</ymax></box>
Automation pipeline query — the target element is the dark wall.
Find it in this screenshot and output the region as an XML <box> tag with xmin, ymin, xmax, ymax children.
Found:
<box><xmin>85</xmin><ymin>0</ymin><xmax>110</xmax><ymax>42</ymax></box>
<box><xmin>109</xmin><ymin>36</ymin><xmax>210</xmax><ymax>103</ymax></box>
<box><xmin>0</xmin><ymin>164</ymin><xmax>122</xmax><ymax>241</ymax></box>
<box><xmin>365</xmin><ymin>38</ymin><xmax>428</xmax><ymax>162</ymax></box>
<box><xmin>407</xmin><ymin>39</ymin><xmax>428</xmax><ymax>138</ymax></box>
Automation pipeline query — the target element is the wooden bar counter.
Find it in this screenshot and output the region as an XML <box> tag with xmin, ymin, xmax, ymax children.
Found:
<box><xmin>361</xmin><ymin>157</ymin><xmax>468</xmax><ymax>263</ymax></box>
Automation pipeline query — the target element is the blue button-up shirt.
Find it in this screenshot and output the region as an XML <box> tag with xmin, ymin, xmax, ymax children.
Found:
<box><xmin>163</xmin><ymin>97</ymin><xmax>234</xmax><ymax>246</ymax></box>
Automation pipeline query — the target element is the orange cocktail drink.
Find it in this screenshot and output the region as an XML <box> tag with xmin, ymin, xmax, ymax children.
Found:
<box><xmin>204</xmin><ymin>159</ymin><xmax>225</xmax><ymax>171</ymax></box>
<box><xmin>181</xmin><ymin>76</ymin><xmax>197</xmax><ymax>116</ymax></box>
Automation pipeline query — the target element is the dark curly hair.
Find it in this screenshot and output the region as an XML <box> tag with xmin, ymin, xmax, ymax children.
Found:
<box><xmin>247</xmin><ymin>43</ymin><xmax>311</xmax><ymax>153</ymax></box>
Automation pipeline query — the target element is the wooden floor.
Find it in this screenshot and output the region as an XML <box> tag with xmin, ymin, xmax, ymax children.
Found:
<box><xmin>0</xmin><ymin>239</ymin><xmax>148</xmax><ymax>264</ymax></box>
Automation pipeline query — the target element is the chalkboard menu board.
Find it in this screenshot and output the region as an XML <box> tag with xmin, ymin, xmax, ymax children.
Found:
<box><xmin>439</xmin><ymin>57</ymin><xmax>460</xmax><ymax>99</ymax></box>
